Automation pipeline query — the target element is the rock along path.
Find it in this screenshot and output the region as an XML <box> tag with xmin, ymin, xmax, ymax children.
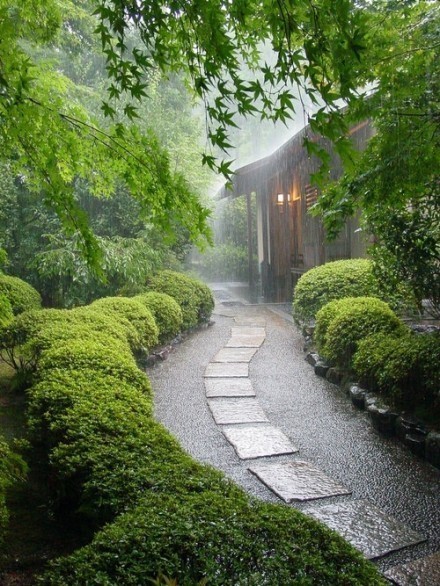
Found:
<box><xmin>149</xmin><ymin>288</ymin><xmax>440</xmax><ymax>585</ymax></box>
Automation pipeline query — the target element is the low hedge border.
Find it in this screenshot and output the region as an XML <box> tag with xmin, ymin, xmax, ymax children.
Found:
<box><xmin>304</xmin><ymin>330</ymin><xmax>440</xmax><ymax>469</ymax></box>
<box><xmin>146</xmin><ymin>270</ymin><xmax>214</xmax><ymax>330</ymax></box>
<box><xmin>1</xmin><ymin>280</ymin><xmax>384</xmax><ymax>583</ymax></box>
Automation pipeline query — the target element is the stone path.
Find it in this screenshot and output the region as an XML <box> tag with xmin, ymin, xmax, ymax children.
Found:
<box><xmin>152</xmin><ymin>295</ymin><xmax>440</xmax><ymax>585</ymax></box>
<box><xmin>202</xmin><ymin>312</ymin><xmax>434</xmax><ymax>582</ymax></box>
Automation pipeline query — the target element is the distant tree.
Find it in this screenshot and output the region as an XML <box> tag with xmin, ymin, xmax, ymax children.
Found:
<box><xmin>0</xmin><ymin>0</ymin><xmax>211</xmax><ymax>266</ymax></box>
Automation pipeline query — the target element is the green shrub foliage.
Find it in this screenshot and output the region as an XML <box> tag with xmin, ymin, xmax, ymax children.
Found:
<box><xmin>14</xmin><ymin>286</ymin><xmax>382</xmax><ymax>585</ymax></box>
<box><xmin>90</xmin><ymin>296</ymin><xmax>159</xmax><ymax>351</ymax></box>
<box><xmin>315</xmin><ymin>297</ymin><xmax>408</xmax><ymax>369</ymax></box>
<box><xmin>0</xmin><ymin>308</ymin><xmax>137</xmax><ymax>373</ymax></box>
<box><xmin>0</xmin><ymin>435</ymin><xmax>27</xmax><ymax>545</ymax></box>
<box><xmin>0</xmin><ymin>293</ymin><xmax>13</xmax><ymax>327</ymax></box>
<box><xmin>41</xmin><ymin>490</ymin><xmax>383</xmax><ymax>586</ymax></box>
<box><xmin>0</xmin><ymin>274</ymin><xmax>42</xmax><ymax>315</ymax></box>
<box><xmin>147</xmin><ymin>270</ymin><xmax>214</xmax><ymax>329</ymax></box>
<box><xmin>293</xmin><ymin>259</ymin><xmax>380</xmax><ymax>323</ymax></box>
<box><xmin>38</xmin><ymin>340</ymin><xmax>146</xmax><ymax>388</ymax></box>
<box><xmin>135</xmin><ymin>292</ymin><xmax>183</xmax><ymax>343</ymax></box>
<box><xmin>354</xmin><ymin>331</ymin><xmax>440</xmax><ymax>415</ymax></box>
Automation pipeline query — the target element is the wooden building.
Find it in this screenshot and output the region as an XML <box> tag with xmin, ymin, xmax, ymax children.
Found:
<box><xmin>216</xmin><ymin>119</ymin><xmax>374</xmax><ymax>302</ymax></box>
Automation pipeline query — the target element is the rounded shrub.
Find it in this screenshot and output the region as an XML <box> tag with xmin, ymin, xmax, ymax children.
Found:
<box><xmin>316</xmin><ymin>297</ymin><xmax>408</xmax><ymax>369</ymax></box>
<box><xmin>147</xmin><ymin>270</ymin><xmax>214</xmax><ymax>330</ymax></box>
<box><xmin>354</xmin><ymin>331</ymin><xmax>440</xmax><ymax>415</ymax></box>
<box><xmin>293</xmin><ymin>259</ymin><xmax>379</xmax><ymax>323</ymax></box>
<box><xmin>41</xmin><ymin>488</ymin><xmax>383</xmax><ymax>586</ymax></box>
<box><xmin>90</xmin><ymin>297</ymin><xmax>159</xmax><ymax>352</ymax></box>
<box><xmin>37</xmin><ymin>339</ymin><xmax>148</xmax><ymax>390</ymax></box>
<box><xmin>0</xmin><ymin>293</ymin><xmax>13</xmax><ymax>327</ymax></box>
<box><xmin>0</xmin><ymin>274</ymin><xmax>42</xmax><ymax>315</ymax></box>
<box><xmin>0</xmin><ymin>308</ymin><xmax>138</xmax><ymax>374</ymax></box>
<box><xmin>135</xmin><ymin>292</ymin><xmax>183</xmax><ymax>343</ymax></box>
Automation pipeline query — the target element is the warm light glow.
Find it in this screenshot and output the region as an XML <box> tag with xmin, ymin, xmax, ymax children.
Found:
<box><xmin>277</xmin><ymin>193</ymin><xmax>284</xmax><ymax>204</ymax></box>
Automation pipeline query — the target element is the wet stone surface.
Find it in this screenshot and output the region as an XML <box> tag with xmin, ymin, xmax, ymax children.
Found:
<box><xmin>212</xmin><ymin>347</ymin><xmax>258</xmax><ymax>363</ymax></box>
<box><xmin>204</xmin><ymin>378</ymin><xmax>255</xmax><ymax>398</ymax></box>
<box><xmin>234</xmin><ymin>317</ymin><xmax>267</xmax><ymax>326</ymax></box>
<box><xmin>231</xmin><ymin>326</ymin><xmax>266</xmax><ymax>337</ymax></box>
<box><xmin>383</xmin><ymin>551</ymin><xmax>440</xmax><ymax>585</ymax></box>
<box><xmin>207</xmin><ymin>398</ymin><xmax>268</xmax><ymax>425</ymax></box>
<box><xmin>204</xmin><ymin>362</ymin><xmax>249</xmax><ymax>378</ymax></box>
<box><xmin>226</xmin><ymin>335</ymin><xmax>266</xmax><ymax>348</ymax></box>
<box><xmin>248</xmin><ymin>460</ymin><xmax>351</xmax><ymax>502</ymax></box>
<box><xmin>221</xmin><ymin>424</ymin><xmax>298</xmax><ymax>459</ymax></box>
<box><xmin>304</xmin><ymin>500</ymin><xmax>426</xmax><ymax>559</ymax></box>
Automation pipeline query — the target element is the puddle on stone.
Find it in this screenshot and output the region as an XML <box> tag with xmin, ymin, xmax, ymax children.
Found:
<box><xmin>226</xmin><ymin>335</ymin><xmax>266</xmax><ymax>348</ymax></box>
<box><xmin>248</xmin><ymin>461</ymin><xmax>351</xmax><ymax>502</ymax></box>
<box><xmin>231</xmin><ymin>326</ymin><xmax>266</xmax><ymax>337</ymax></box>
<box><xmin>304</xmin><ymin>500</ymin><xmax>425</xmax><ymax>559</ymax></box>
<box><xmin>205</xmin><ymin>378</ymin><xmax>255</xmax><ymax>398</ymax></box>
<box><xmin>204</xmin><ymin>363</ymin><xmax>249</xmax><ymax>378</ymax></box>
<box><xmin>383</xmin><ymin>551</ymin><xmax>440</xmax><ymax>586</ymax></box>
<box><xmin>212</xmin><ymin>347</ymin><xmax>258</xmax><ymax>363</ymax></box>
<box><xmin>208</xmin><ymin>398</ymin><xmax>268</xmax><ymax>425</ymax></box>
<box><xmin>221</xmin><ymin>424</ymin><xmax>298</xmax><ymax>459</ymax></box>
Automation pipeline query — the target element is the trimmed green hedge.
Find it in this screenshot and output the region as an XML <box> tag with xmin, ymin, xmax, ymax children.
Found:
<box><xmin>293</xmin><ymin>259</ymin><xmax>380</xmax><ymax>323</ymax></box>
<box><xmin>6</xmin><ymin>281</ymin><xmax>383</xmax><ymax>584</ymax></box>
<box><xmin>315</xmin><ymin>297</ymin><xmax>408</xmax><ymax>369</ymax></box>
<box><xmin>41</xmin><ymin>490</ymin><xmax>384</xmax><ymax>586</ymax></box>
<box><xmin>0</xmin><ymin>293</ymin><xmax>13</xmax><ymax>327</ymax></box>
<box><xmin>90</xmin><ymin>297</ymin><xmax>159</xmax><ymax>352</ymax></box>
<box><xmin>147</xmin><ymin>270</ymin><xmax>214</xmax><ymax>330</ymax></box>
<box><xmin>135</xmin><ymin>292</ymin><xmax>183</xmax><ymax>343</ymax></box>
<box><xmin>0</xmin><ymin>274</ymin><xmax>42</xmax><ymax>315</ymax></box>
<box><xmin>0</xmin><ymin>308</ymin><xmax>137</xmax><ymax>373</ymax></box>
<box><xmin>0</xmin><ymin>435</ymin><xmax>27</xmax><ymax>546</ymax></box>
<box><xmin>354</xmin><ymin>331</ymin><xmax>440</xmax><ymax>415</ymax></box>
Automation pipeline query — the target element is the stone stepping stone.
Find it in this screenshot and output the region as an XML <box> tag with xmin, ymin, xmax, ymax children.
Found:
<box><xmin>205</xmin><ymin>378</ymin><xmax>255</xmax><ymax>398</ymax></box>
<box><xmin>248</xmin><ymin>461</ymin><xmax>351</xmax><ymax>502</ymax></box>
<box><xmin>204</xmin><ymin>363</ymin><xmax>249</xmax><ymax>378</ymax></box>
<box><xmin>231</xmin><ymin>326</ymin><xmax>266</xmax><ymax>337</ymax></box>
<box><xmin>208</xmin><ymin>398</ymin><xmax>269</xmax><ymax>425</ymax></box>
<box><xmin>226</xmin><ymin>335</ymin><xmax>266</xmax><ymax>348</ymax></box>
<box><xmin>234</xmin><ymin>317</ymin><xmax>267</xmax><ymax>326</ymax></box>
<box><xmin>222</xmin><ymin>424</ymin><xmax>298</xmax><ymax>459</ymax></box>
<box><xmin>304</xmin><ymin>500</ymin><xmax>425</xmax><ymax>559</ymax></box>
<box><xmin>212</xmin><ymin>347</ymin><xmax>257</xmax><ymax>363</ymax></box>
<box><xmin>383</xmin><ymin>551</ymin><xmax>440</xmax><ymax>585</ymax></box>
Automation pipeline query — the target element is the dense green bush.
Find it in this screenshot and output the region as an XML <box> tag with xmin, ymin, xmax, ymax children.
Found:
<box><xmin>11</xmin><ymin>286</ymin><xmax>382</xmax><ymax>584</ymax></box>
<box><xmin>90</xmin><ymin>296</ymin><xmax>159</xmax><ymax>352</ymax></box>
<box><xmin>0</xmin><ymin>293</ymin><xmax>13</xmax><ymax>327</ymax></box>
<box><xmin>41</xmin><ymin>490</ymin><xmax>383</xmax><ymax>586</ymax></box>
<box><xmin>354</xmin><ymin>331</ymin><xmax>440</xmax><ymax>415</ymax></box>
<box><xmin>0</xmin><ymin>274</ymin><xmax>42</xmax><ymax>315</ymax></box>
<box><xmin>135</xmin><ymin>292</ymin><xmax>183</xmax><ymax>343</ymax></box>
<box><xmin>38</xmin><ymin>340</ymin><xmax>147</xmax><ymax>388</ymax></box>
<box><xmin>147</xmin><ymin>270</ymin><xmax>214</xmax><ymax>329</ymax></box>
<box><xmin>316</xmin><ymin>297</ymin><xmax>408</xmax><ymax>369</ymax></box>
<box><xmin>0</xmin><ymin>435</ymin><xmax>27</xmax><ymax>545</ymax></box>
<box><xmin>293</xmin><ymin>259</ymin><xmax>379</xmax><ymax>322</ymax></box>
<box><xmin>0</xmin><ymin>308</ymin><xmax>137</xmax><ymax>373</ymax></box>
<box><xmin>197</xmin><ymin>243</ymin><xmax>250</xmax><ymax>281</ymax></box>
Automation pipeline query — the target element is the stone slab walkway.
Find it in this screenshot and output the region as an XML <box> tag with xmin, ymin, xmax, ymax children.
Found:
<box><xmin>151</xmin><ymin>289</ymin><xmax>440</xmax><ymax>583</ymax></box>
<box><xmin>202</xmin><ymin>309</ymin><xmax>426</xmax><ymax>567</ymax></box>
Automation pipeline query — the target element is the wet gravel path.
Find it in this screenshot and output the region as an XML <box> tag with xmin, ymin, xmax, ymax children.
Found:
<box><xmin>149</xmin><ymin>298</ymin><xmax>440</xmax><ymax>576</ymax></box>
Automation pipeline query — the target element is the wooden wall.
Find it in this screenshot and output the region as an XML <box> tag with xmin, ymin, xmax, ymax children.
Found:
<box><xmin>217</xmin><ymin>119</ymin><xmax>374</xmax><ymax>302</ymax></box>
